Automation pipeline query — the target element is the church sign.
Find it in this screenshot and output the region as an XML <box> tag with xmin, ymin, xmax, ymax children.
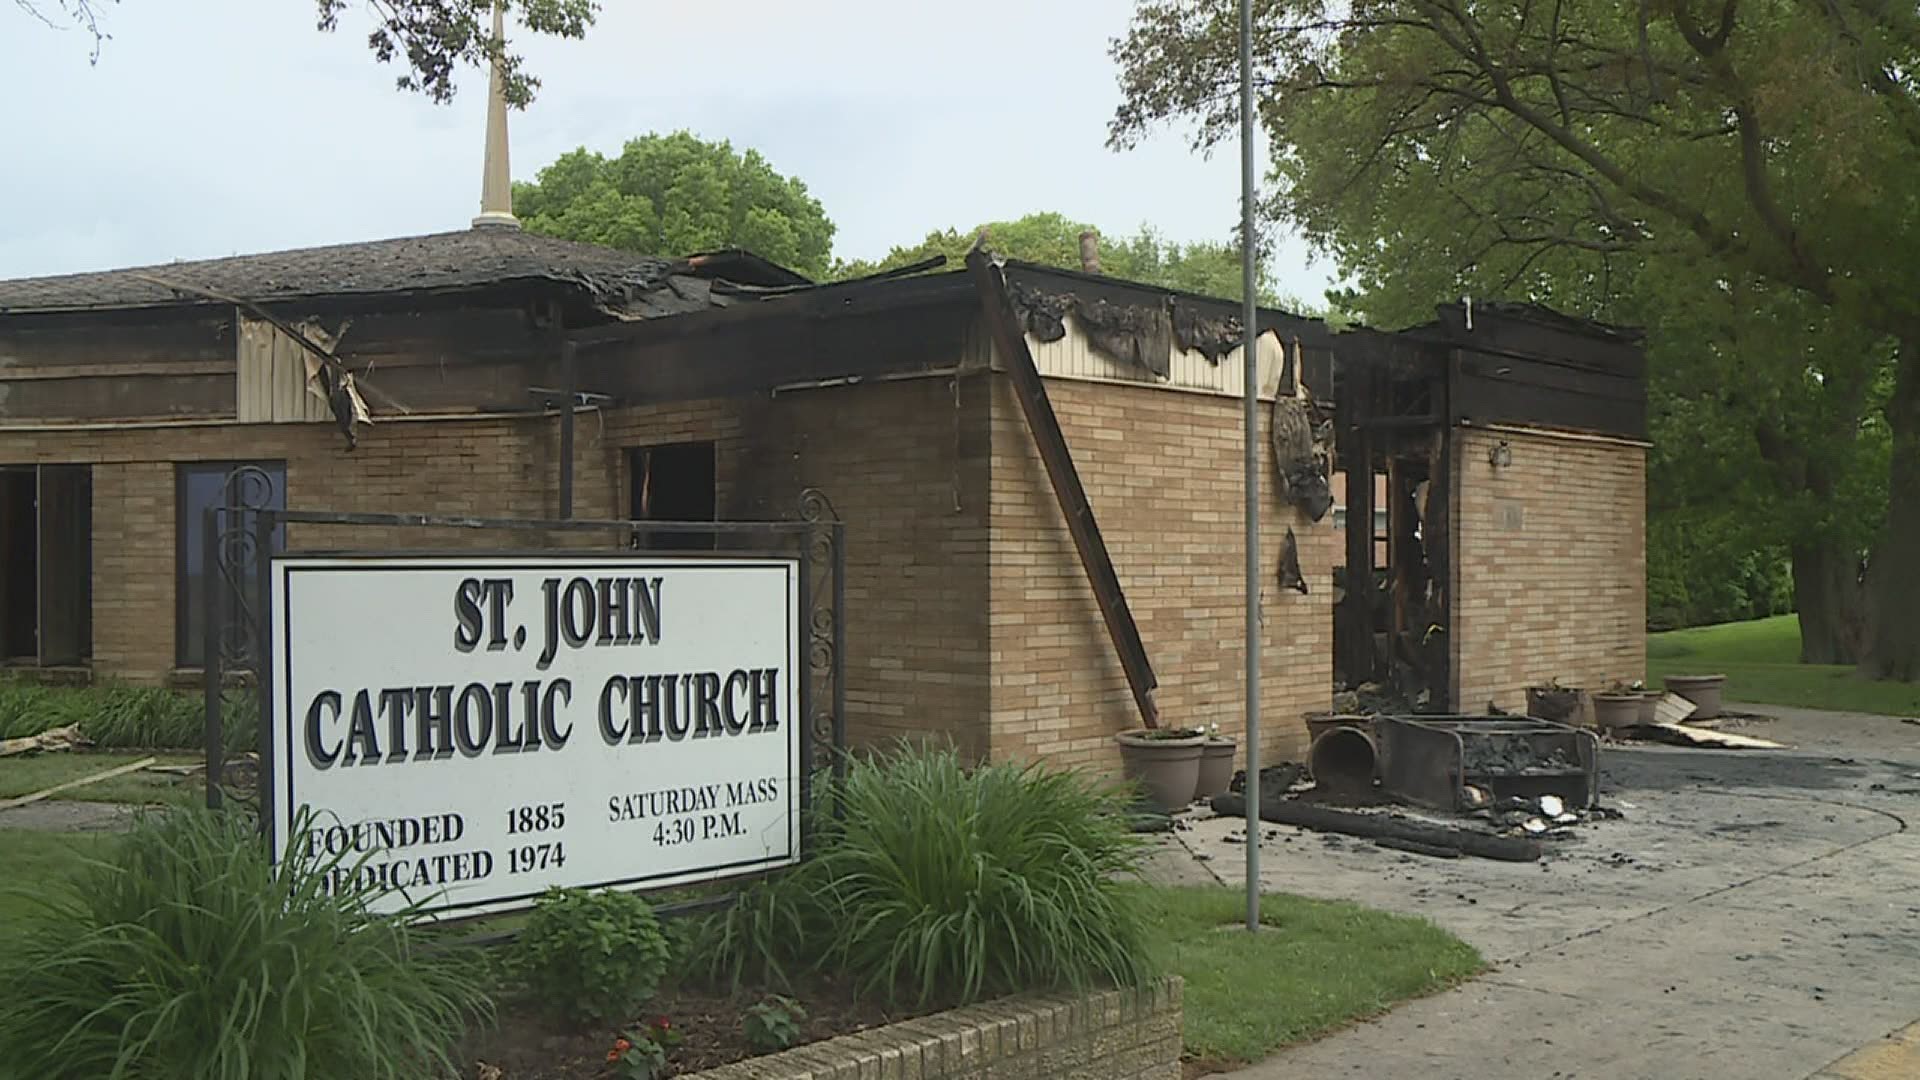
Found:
<box><xmin>267</xmin><ymin>553</ymin><xmax>801</xmax><ymax>918</ymax></box>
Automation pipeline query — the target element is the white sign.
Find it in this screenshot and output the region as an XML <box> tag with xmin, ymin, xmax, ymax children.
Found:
<box><xmin>267</xmin><ymin>553</ymin><xmax>801</xmax><ymax>918</ymax></box>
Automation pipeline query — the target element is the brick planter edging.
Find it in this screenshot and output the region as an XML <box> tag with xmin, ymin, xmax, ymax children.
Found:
<box><xmin>679</xmin><ymin>975</ymin><xmax>1184</xmax><ymax>1080</ymax></box>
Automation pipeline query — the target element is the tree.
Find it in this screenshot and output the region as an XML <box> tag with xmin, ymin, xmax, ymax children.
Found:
<box><xmin>16</xmin><ymin>0</ymin><xmax>594</xmax><ymax>105</ymax></box>
<box><xmin>513</xmin><ymin>133</ymin><xmax>837</xmax><ymax>280</ymax></box>
<box><xmin>1111</xmin><ymin>0</ymin><xmax>1920</xmax><ymax>680</ymax></box>
<box><xmin>835</xmin><ymin>211</ymin><xmax>1296</xmax><ymax>309</ymax></box>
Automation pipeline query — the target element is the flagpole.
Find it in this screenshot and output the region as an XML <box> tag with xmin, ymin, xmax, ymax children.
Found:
<box><xmin>1238</xmin><ymin>0</ymin><xmax>1262</xmax><ymax>933</ymax></box>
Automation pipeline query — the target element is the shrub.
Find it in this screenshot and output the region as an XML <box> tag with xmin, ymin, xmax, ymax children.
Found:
<box><xmin>0</xmin><ymin>678</ymin><xmax>255</xmax><ymax>756</ymax></box>
<box><xmin>513</xmin><ymin>887</ymin><xmax>675</xmax><ymax>1025</ymax></box>
<box><xmin>0</xmin><ymin>805</ymin><xmax>493</xmax><ymax>1080</ymax></box>
<box><xmin>743</xmin><ymin>995</ymin><xmax>807</xmax><ymax>1052</ymax></box>
<box><xmin>705</xmin><ymin>744</ymin><xmax>1157</xmax><ymax>1006</ymax></box>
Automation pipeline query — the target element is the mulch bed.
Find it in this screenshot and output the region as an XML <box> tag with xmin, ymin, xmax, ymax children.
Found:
<box><xmin>458</xmin><ymin>979</ymin><xmax>938</xmax><ymax>1079</ymax></box>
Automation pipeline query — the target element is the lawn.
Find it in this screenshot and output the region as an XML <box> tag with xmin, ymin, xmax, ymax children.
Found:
<box><xmin>0</xmin><ymin>829</ymin><xmax>115</xmax><ymax>935</ymax></box>
<box><xmin>1648</xmin><ymin>614</ymin><xmax>1920</xmax><ymax>717</ymax></box>
<box><xmin>1136</xmin><ymin>884</ymin><xmax>1483</xmax><ymax>1068</ymax></box>
<box><xmin>0</xmin><ymin>751</ymin><xmax>204</xmax><ymax>805</ymax></box>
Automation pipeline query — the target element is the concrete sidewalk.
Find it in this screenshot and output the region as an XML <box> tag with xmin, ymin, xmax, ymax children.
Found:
<box><xmin>1144</xmin><ymin>706</ymin><xmax>1920</xmax><ymax>1080</ymax></box>
<box><xmin>1813</xmin><ymin>1021</ymin><xmax>1920</xmax><ymax>1079</ymax></box>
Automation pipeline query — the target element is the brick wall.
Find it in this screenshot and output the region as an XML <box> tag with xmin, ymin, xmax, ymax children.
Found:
<box><xmin>1450</xmin><ymin>426</ymin><xmax>1647</xmax><ymax>711</ymax></box>
<box><xmin>987</xmin><ymin>374</ymin><xmax>1334</xmax><ymax>773</ymax></box>
<box><xmin>589</xmin><ymin>377</ymin><xmax>994</xmax><ymax>757</ymax></box>
<box><xmin>682</xmin><ymin>978</ymin><xmax>1182</xmax><ymax>1080</ymax></box>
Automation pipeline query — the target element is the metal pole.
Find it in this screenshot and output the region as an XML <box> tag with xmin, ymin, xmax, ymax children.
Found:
<box><xmin>1238</xmin><ymin>0</ymin><xmax>1263</xmax><ymax>933</ymax></box>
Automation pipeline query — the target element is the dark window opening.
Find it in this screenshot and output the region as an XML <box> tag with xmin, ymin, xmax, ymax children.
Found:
<box><xmin>0</xmin><ymin>464</ymin><xmax>93</xmax><ymax>667</ymax></box>
<box><xmin>628</xmin><ymin>443</ymin><xmax>717</xmax><ymax>552</ymax></box>
<box><xmin>176</xmin><ymin>462</ymin><xmax>287</xmax><ymax>669</ymax></box>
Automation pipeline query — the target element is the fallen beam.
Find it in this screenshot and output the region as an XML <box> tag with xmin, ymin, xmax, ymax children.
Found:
<box><xmin>965</xmin><ymin>246</ymin><xmax>1160</xmax><ymax>728</ymax></box>
<box><xmin>0</xmin><ymin>723</ymin><xmax>87</xmax><ymax>758</ymax></box>
<box><xmin>1625</xmin><ymin>722</ymin><xmax>1785</xmax><ymax>750</ymax></box>
<box><xmin>1211</xmin><ymin>793</ymin><xmax>1542</xmax><ymax>861</ymax></box>
<box><xmin>0</xmin><ymin>755</ymin><xmax>157</xmax><ymax>810</ymax></box>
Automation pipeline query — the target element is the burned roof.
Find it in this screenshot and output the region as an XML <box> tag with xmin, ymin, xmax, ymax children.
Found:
<box><xmin>0</xmin><ymin>228</ymin><xmax>775</xmax><ymax>319</ymax></box>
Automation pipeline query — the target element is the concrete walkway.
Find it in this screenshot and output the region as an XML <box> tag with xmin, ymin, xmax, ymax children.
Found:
<box><xmin>1142</xmin><ymin>705</ymin><xmax>1920</xmax><ymax>1080</ymax></box>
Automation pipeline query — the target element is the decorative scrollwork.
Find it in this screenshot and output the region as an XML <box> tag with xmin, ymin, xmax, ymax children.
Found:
<box><xmin>798</xmin><ymin>489</ymin><xmax>844</xmax><ymax>774</ymax></box>
<box><xmin>212</xmin><ymin>465</ymin><xmax>278</xmax><ymax>673</ymax></box>
<box><xmin>797</xmin><ymin>487</ymin><xmax>840</xmax><ymax>525</ymax></box>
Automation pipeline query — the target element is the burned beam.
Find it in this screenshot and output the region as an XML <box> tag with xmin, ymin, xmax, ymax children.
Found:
<box><xmin>1208</xmin><ymin>794</ymin><xmax>1542</xmax><ymax>862</ymax></box>
<box><xmin>965</xmin><ymin>247</ymin><xmax>1160</xmax><ymax>730</ymax></box>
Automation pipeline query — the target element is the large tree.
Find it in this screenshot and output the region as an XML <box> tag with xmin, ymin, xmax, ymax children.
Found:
<box><xmin>836</xmin><ymin>211</ymin><xmax>1294</xmax><ymax>308</ymax></box>
<box><xmin>17</xmin><ymin>0</ymin><xmax>595</xmax><ymax>105</ymax></box>
<box><xmin>1112</xmin><ymin>0</ymin><xmax>1920</xmax><ymax>679</ymax></box>
<box><xmin>513</xmin><ymin>133</ymin><xmax>837</xmax><ymax>280</ymax></box>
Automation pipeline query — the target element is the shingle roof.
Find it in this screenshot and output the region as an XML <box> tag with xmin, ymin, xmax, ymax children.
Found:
<box><xmin>0</xmin><ymin>228</ymin><xmax>730</xmax><ymax>315</ymax></box>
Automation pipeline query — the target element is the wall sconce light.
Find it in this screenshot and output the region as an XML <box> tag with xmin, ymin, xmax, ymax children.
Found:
<box><xmin>1488</xmin><ymin>440</ymin><xmax>1513</xmax><ymax>468</ymax></box>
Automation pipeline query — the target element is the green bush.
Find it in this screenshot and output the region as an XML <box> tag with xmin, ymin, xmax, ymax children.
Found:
<box><xmin>0</xmin><ymin>678</ymin><xmax>255</xmax><ymax>756</ymax></box>
<box><xmin>704</xmin><ymin>744</ymin><xmax>1157</xmax><ymax>1006</ymax></box>
<box><xmin>512</xmin><ymin>887</ymin><xmax>675</xmax><ymax>1025</ymax></box>
<box><xmin>0</xmin><ymin>805</ymin><xmax>493</xmax><ymax>1080</ymax></box>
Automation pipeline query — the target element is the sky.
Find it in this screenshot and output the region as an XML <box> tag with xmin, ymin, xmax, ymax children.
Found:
<box><xmin>0</xmin><ymin>0</ymin><xmax>1338</xmax><ymax>305</ymax></box>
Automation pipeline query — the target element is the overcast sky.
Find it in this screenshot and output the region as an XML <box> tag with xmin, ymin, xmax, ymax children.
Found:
<box><xmin>1</xmin><ymin>0</ymin><xmax>1338</xmax><ymax>305</ymax></box>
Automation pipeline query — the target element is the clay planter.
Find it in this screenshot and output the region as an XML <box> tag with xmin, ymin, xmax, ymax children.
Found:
<box><xmin>1526</xmin><ymin>686</ymin><xmax>1586</xmax><ymax>726</ymax></box>
<box><xmin>1664</xmin><ymin>674</ymin><xmax>1727</xmax><ymax>720</ymax></box>
<box><xmin>1195</xmin><ymin>737</ymin><xmax>1238</xmax><ymax>800</ymax></box>
<box><xmin>1592</xmin><ymin>693</ymin><xmax>1643</xmax><ymax>731</ymax></box>
<box><xmin>1635</xmin><ymin>691</ymin><xmax>1660</xmax><ymax>725</ymax></box>
<box><xmin>1116</xmin><ymin>729</ymin><xmax>1207</xmax><ymax>812</ymax></box>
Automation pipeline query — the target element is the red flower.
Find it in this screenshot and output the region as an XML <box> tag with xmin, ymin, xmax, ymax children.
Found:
<box><xmin>606</xmin><ymin>1050</ymin><xmax>620</xmax><ymax>1063</ymax></box>
<box><xmin>652</xmin><ymin>1017</ymin><xmax>672</xmax><ymax>1032</ymax></box>
<box><xmin>614</xmin><ymin>1038</ymin><xmax>632</xmax><ymax>1052</ymax></box>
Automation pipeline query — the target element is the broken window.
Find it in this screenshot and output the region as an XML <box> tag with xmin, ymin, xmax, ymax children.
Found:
<box><xmin>628</xmin><ymin>442</ymin><xmax>717</xmax><ymax>552</ymax></box>
<box><xmin>176</xmin><ymin>461</ymin><xmax>286</xmax><ymax>669</ymax></box>
<box><xmin>0</xmin><ymin>465</ymin><xmax>92</xmax><ymax>667</ymax></box>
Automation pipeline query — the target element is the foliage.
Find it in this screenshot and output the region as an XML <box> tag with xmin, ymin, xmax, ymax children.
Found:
<box><xmin>515</xmin><ymin>132</ymin><xmax>837</xmax><ymax>279</ymax></box>
<box><xmin>741</xmin><ymin>995</ymin><xmax>806</xmax><ymax>1053</ymax></box>
<box><xmin>0</xmin><ymin>805</ymin><xmax>493</xmax><ymax>1080</ymax></box>
<box><xmin>607</xmin><ymin>1017</ymin><xmax>679</xmax><ymax>1080</ymax></box>
<box><xmin>0</xmin><ymin>678</ymin><xmax>255</xmax><ymax>756</ymax></box>
<box><xmin>1133</xmin><ymin>885</ymin><xmax>1481</xmax><ymax>1065</ymax></box>
<box><xmin>512</xmin><ymin>886</ymin><xmax>674</xmax><ymax>1025</ymax></box>
<box><xmin>15</xmin><ymin>1</ymin><xmax>595</xmax><ymax>105</ymax></box>
<box><xmin>834</xmin><ymin>211</ymin><xmax>1297</xmax><ymax>309</ymax></box>
<box><xmin>1111</xmin><ymin>0</ymin><xmax>1920</xmax><ymax>679</ymax></box>
<box><xmin>701</xmin><ymin>744</ymin><xmax>1157</xmax><ymax>1007</ymax></box>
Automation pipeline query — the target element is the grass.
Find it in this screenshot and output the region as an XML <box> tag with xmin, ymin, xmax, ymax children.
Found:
<box><xmin>1648</xmin><ymin>614</ymin><xmax>1920</xmax><ymax>717</ymax></box>
<box><xmin>0</xmin><ymin>751</ymin><xmax>203</xmax><ymax>805</ymax></box>
<box><xmin>0</xmin><ymin>830</ymin><xmax>116</xmax><ymax>937</ymax></box>
<box><xmin>1136</xmin><ymin>885</ymin><xmax>1482</xmax><ymax>1066</ymax></box>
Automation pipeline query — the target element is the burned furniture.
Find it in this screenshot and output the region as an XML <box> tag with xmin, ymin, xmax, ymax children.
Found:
<box><xmin>1375</xmin><ymin>714</ymin><xmax>1601</xmax><ymax>812</ymax></box>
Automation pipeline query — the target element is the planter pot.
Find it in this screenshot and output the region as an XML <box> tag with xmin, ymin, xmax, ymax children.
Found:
<box><xmin>1526</xmin><ymin>686</ymin><xmax>1585</xmax><ymax>726</ymax></box>
<box><xmin>1664</xmin><ymin>675</ymin><xmax>1727</xmax><ymax>720</ymax></box>
<box><xmin>1116</xmin><ymin>729</ymin><xmax>1207</xmax><ymax>812</ymax></box>
<box><xmin>1644</xmin><ymin>691</ymin><xmax>1671</xmax><ymax>725</ymax></box>
<box><xmin>1592</xmin><ymin>693</ymin><xmax>1643</xmax><ymax>731</ymax></box>
<box><xmin>1196</xmin><ymin>738</ymin><xmax>1238</xmax><ymax>800</ymax></box>
<box><xmin>1309</xmin><ymin>726</ymin><xmax>1378</xmax><ymax>797</ymax></box>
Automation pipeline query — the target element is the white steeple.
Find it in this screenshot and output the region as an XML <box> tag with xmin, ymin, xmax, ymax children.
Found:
<box><xmin>471</xmin><ymin>2</ymin><xmax>519</xmax><ymax>229</ymax></box>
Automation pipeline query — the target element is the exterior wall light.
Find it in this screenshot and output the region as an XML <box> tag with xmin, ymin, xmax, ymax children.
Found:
<box><xmin>1488</xmin><ymin>440</ymin><xmax>1513</xmax><ymax>468</ymax></box>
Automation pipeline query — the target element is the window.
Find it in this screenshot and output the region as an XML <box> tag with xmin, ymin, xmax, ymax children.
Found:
<box><xmin>628</xmin><ymin>443</ymin><xmax>717</xmax><ymax>552</ymax></box>
<box><xmin>176</xmin><ymin>462</ymin><xmax>286</xmax><ymax>668</ymax></box>
<box><xmin>0</xmin><ymin>465</ymin><xmax>91</xmax><ymax>667</ymax></box>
